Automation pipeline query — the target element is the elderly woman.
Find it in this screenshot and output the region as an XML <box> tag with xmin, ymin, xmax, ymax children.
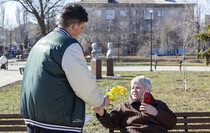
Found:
<box><xmin>92</xmin><ymin>76</ymin><xmax>177</xmax><ymax>133</ymax></box>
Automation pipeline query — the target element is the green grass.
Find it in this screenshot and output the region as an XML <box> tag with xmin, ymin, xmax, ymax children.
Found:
<box><xmin>0</xmin><ymin>83</ymin><xmax>21</xmax><ymax>114</ymax></box>
<box><xmin>0</xmin><ymin>71</ymin><xmax>210</xmax><ymax>133</ymax></box>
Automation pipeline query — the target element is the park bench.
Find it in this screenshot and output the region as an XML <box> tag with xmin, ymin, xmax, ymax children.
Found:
<box><xmin>19</xmin><ymin>67</ymin><xmax>25</xmax><ymax>75</ymax></box>
<box><xmin>109</xmin><ymin>112</ymin><xmax>210</xmax><ymax>133</ymax></box>
<box><xmin>0</xmin><ymin>112</ymin><xmax>209</xmax><ymax>132</ymax></box>
<box><xmin>154</xmin><ymin>59</ymin><xmax>183</xmax><ymax>71</ymax></box>
<box><xmin>0</xmin><ymin>114</ymin><xmax>26</xmax><ymax>132</ymax></box>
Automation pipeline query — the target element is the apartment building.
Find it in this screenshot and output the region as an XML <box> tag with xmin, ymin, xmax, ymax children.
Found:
<box><xmin>205</xmin><ymin>15</ymin><xmax>210</xmax><ymax>25</ymax></box>
<box><xmin>77</xmin><ymin>0</ymin><xmax>195</xmax><ymax>56</ymax></box>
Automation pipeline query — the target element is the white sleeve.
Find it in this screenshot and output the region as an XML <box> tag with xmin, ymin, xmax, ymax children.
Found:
<box><xmin>61</xmin><ymin>43</ymin><xmax>104</xmax><ymax>107</ymax></box>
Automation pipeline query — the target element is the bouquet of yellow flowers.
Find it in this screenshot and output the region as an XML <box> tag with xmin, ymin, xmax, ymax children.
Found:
<box><xmin>106</xmin><ymin>85</ymin><xmax>127</xmax><ymax>101</ymax></box>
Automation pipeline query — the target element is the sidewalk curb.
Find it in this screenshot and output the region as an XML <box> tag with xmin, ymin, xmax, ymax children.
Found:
<box><xmin>0</xmin><ymin>80</ymin><xmax>22</xmax><ymax>91</ymax></box>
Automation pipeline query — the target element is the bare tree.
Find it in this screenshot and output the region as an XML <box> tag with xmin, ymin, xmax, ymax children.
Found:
<box><xmin>6</xmin><ymin>30</ymin><xmax>14</xmax><ymax>58</ymax></box>
<box><xmin>158</xmin><ymin>10</ymin><xmax>181</xmax><ymax>56</ymax></box>
<box><xmin>80</xmin><ymin>2</ymin><xmax>142</xmax><ymax>57</ymax></box>
<box><xmin>0</xmin><ymin>5</ymin><xmax>5</xmax><ymax>29</ymax></box>
<box><xmin>47</xmin><ymin>8</ymin><xmax>57</xmax><ymax>33</ymax></box>
<box><xmin>115</xmin><ymin>8</ymin><xmax>130</xmax><ymax>56</ymax></box>
<box><xmin>111</xmin><ymin>3</ymin><xmax>139</xmax><ymax>56</ymax></box>
<box><xmin>181</xmin><ymin>5</ymin><xmax>195</xmax><ymax>55</ymax></box>
<box><xmin>0</xmin><ymin>5</ymin><xmax>5</xmax><ymax>53</ymax></box>
<box><xmin>9</xmin><ymin>0</ymin><xmax>65</xmax><ymax>36</ymax></box>
<box><xmin>183</xmin><ymin>2</ymin><xmax>204</xmax><ymax>54</ymax></box>
<box><xmin>179</xmin><ymin>5</ymin><xmax>195</xmax><ymax>91</ymax></box>
<box><xmin>14</xmin><ymin>6</ymin><xmax>28</xmax><ymax>55</ymax></box>
<box><xmin>77</xmin><ymin>6</ymin><xmax>100</xmax><ymax>55</ymax></box>
<box><xmin>193</xmin><ymin>4</ymin><xmax>203</xmax><ymax>52</ymax></box>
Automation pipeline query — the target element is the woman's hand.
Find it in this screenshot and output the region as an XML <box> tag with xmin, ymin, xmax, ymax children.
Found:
<box><xmin>140</xmin><ymin>102</ymin><xmax>158</xmax><ymax>116</ymax></box>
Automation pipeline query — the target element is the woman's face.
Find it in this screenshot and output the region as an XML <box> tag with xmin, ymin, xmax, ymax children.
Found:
<box><xmin>131</xmin><ymin>81</ymin><xmax>146</xmax><ymax>101</ymax></box>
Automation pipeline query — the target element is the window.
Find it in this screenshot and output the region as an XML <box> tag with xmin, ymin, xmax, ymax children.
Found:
<box><xmin>96</xmin><ymin>21</ymin><xmax>101</xmax><ymax>29</ymax></box>
<box><xmin>132</xmin><ymin>10</ymin><xmax>137</xmax><ymax>17</ymax></box>
<box><xmin>106</xmin><ymin>20</ymin><xmax>114</xmax><ymax>28</ymax></box>
<box><xmin>158</xmin><ymin>10</ymin><xmax>161</xmax><ymax>16</ymax></box>
<box><xmin>97</xmin><ymin>10</ymin><xmax>102</xmax><ymax>17</ymax></box>
<box><xmin>106</xmin><ymin>10</ymin><xmax>115</xmax><ymax>19</ymax></box>
<box><xmin>162</xmin><ymin>10</ymin><xmax>165</xmax><ymax>16</ymax></box>
<box><xmin>144</xmin><ymin>8</ymin><xmax>154</xmax><ymax>20</ymax></box>
<box><xmin>158</xmin><ymin>10</ymin><xmax>165</xmax><ymax>17</ymax></box>
<box><xmin>119</xmin><ymin>21</ymin><xmax>128</xmax><ymax>29</ymax></box>
<box><xmin>120</xmin><ymin>10</ymin><xmax>127</xmax><ymax>16</ymax></box>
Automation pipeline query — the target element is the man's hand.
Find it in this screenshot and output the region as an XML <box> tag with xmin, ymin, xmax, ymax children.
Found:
<box><xmin>92</xmin><ymin>96</ymin><xmax>109</xmax><ymax>116</ymax></box>
<box><xmin>140</xmin><ymin>102</ymin><xmax>158</xmax><ymax>116</ymax></box>
<box><xmin>104</xmin><ymin>96</ymin><xmax>110</xmax><ymax>108</ymax></box>
<box><xmin>92</xmin><ymin>107</ymin><xmax>104</xmax><ymax>117</ymax></box>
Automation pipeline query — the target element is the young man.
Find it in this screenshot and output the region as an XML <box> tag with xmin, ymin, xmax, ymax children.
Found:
<box><xmin>92</xmin><ymin>76</ymin><xmax>177</xmax><ymax>133</ymax></box>
<box><xmin>20</xmin><ymin>4</ymin><xmax>109</xmax><ymax>133</ymax></box>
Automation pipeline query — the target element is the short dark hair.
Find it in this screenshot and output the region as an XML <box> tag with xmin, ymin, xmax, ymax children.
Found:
<box><xmin>59</xmin><ymin>4</ymin><xmax>88</xmax><ymax>28</ymax></box>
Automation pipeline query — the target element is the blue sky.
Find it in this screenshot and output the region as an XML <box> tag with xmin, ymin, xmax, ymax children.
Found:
<box><xmin>2</xmin><ymin>0</ymin><xmax>210</xmax><ymax>29</ymax></box>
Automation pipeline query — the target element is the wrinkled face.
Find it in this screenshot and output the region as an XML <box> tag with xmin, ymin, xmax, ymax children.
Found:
<box><xmin>71</xmin><ymin>22</ymin><xmax>86</xmax><ymax>38</ymax></box>
<box><xmin>131</xmin><ymin>81</ymin><xmax>146</xmax><ymax>101</ymax></box>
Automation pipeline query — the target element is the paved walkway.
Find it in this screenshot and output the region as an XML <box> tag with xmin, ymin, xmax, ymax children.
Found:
<box><xmin>0</xmin><ymin>60</ymin><xmax>210</xmax><ymax>88</ymax></box>
<box><xmin>0</xmin><ymin>61</ymin><xmax>25</xmax><ymax>88</ymax></box>
<box><xmin>107</xmin><ymin>65</ymin><xmax>210</xmax><ymax>72</ymax></box>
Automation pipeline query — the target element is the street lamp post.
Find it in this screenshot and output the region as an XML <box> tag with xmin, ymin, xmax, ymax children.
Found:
<box><xmin>148</xmin><ymin>9</ymin><xmax>153</xmax><ymax>71</ymax></box>
<box><xmin>118</xmin><ymin>43</ymin><xmax>120</xmax><ymax>62</ymax></box>
<box><xmin>108</xmin><ymin>20</ymin><xmax>111</xmax><ymax>42</ymax></box>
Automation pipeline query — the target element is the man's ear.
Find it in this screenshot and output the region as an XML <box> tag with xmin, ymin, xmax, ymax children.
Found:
<box><xmin>71</xmin><ymin>23</ymin><xmax>78</xmax><ymax>30</ymax></box>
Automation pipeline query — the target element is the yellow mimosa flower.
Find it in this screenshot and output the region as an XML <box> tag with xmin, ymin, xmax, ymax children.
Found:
<box><xmin>107</xmin><ymin>85</ymin><xmax>127</xmax><ymax>101</ymax></box>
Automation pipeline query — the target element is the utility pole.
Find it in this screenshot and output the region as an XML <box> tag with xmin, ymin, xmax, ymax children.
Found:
<box><xmin>148</xmin><ymin>8</ymin><xmax>153</xmax><ymax>71</ymax></box>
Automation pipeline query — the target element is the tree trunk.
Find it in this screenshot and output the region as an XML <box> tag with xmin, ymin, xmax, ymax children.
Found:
<box><xmin>37</xmin><ymin>19</ymin><xmax>46</xmax><ymax>36</ymax></box>
<box><xmin>205</xmin><ymin>57</ymin><xmax>210</xmax><ymax>66</ymax></box>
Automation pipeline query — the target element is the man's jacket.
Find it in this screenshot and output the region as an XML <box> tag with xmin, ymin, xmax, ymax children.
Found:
<box><xmin>96</xmin><ymin>95</ymin><xmax>177</xmax><ymax>133</ymax></box>
<box><xmin>20</xmin><ymin>28</ymin><xmax>104</xmax><ymax>132</ymax></box>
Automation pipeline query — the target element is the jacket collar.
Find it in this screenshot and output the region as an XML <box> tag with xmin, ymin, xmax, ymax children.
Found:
<box><xmin>54</xmin><ymin>27</ymin><xmax>71</xmax><ymax>37</ymax></box>
<box><xmin>54</xmin><ymin>27</ymin><xmax>84</xmax><ymax>53</ymax></box>
<box><xmin>128</xmin><ymin>96</ymin><xmax>140</xmax><ymax>105</ymax></box>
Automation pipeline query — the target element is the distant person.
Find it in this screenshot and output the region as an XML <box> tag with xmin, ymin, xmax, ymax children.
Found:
<box><xmin>20</xmin><ymin>4</ymin><xmax>109</xmax><ymax>133</ymax></box>
<box><xmin>92</xmin><ymin>76</ymin><xmax>177</xmax><ymax>133</ymax></box>
<box><xmin>0</xmin><ymin>54</ymin><xmax>8</xmax><ymax>69</ymax></box>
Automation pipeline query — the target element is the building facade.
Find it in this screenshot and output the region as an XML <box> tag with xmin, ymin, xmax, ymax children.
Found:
<box><xmin>77</xmin><ymin>0</ymin><xmax>195</xmax><ymax>56</ymax></box>
<box><xmin>205</xmin><ymin>15</ymin><xmax>210</xmax><ymax>26</ymax></box>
